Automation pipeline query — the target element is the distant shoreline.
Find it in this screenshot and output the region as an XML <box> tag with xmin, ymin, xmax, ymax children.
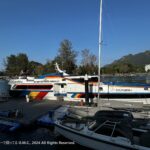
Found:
<box><xmin>102</xmin><ymin>72</ymin><xmax>150</xmax><ymax>76</ymax></box>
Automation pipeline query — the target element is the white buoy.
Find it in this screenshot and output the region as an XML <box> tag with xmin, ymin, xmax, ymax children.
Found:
<box><xmin>26</xmin><ymin>95</ymin><xmax>30</xmax><ymax>103</ymax></box>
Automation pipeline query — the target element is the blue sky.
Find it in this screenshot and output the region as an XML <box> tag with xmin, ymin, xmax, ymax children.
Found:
<box><xmin>0</xmin><ymin>0</ymin><xmax>150</xmax><ymax>70</ymax></box>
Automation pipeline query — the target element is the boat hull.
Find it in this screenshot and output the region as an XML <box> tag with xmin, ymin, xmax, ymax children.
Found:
<box><xmin>55</xmin><ymin>124</ymin><xmax>138</xmax><ymax>150</ymax></box>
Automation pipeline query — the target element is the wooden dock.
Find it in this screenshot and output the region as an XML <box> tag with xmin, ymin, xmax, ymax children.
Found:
<box><xmin>0</xmin><ymin>98</ymin><xmax>62</xmax><ymax>126</ymax></box>
<box><xmin>0</xmin><ymin>97</ymin><xmax>149</xmax><ymax>126</ymax></box>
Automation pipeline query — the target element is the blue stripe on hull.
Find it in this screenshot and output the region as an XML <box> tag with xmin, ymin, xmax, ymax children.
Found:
<box><xmin>103</xmin><ymin>82</ymin><xmax>150</xmax><ymax>87</ymax></box>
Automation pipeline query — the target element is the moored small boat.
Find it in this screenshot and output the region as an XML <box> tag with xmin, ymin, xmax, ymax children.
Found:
<box><xmin>55</xmin><ymin>110</ymin><xmax>150</xmax><ymax>150</ymax></box>
<box><xmin>0</xmin><ymin>118</ymin><xmax>21</xmax><ymax>132</ymax></box>
<box><xmin>36</xmin><ymin>105</ymin><xmax>69</xmax><ymax>127</ymax></box>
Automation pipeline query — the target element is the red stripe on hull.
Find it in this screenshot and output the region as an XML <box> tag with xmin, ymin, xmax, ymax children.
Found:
<box><xmin>35</xmin><ymin>92</ymin><xmax>47</xmax><ymax>100</ymax></box>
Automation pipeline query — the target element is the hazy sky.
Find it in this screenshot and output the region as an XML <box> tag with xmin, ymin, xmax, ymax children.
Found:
<box><xmin>0</xmin><ymin>0</ymin><xmax>150</xmax><ymax>69</ymax></box>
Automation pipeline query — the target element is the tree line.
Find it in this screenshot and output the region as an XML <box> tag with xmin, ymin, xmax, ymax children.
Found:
<box><xmin>3</xmin><ymin>39</ymin><xmax>98</xmax><ymax>76</ymax></box>
<box><xmin>2</xmin><ymin>39</ymin><xmax>145</xmax><ymax>77</ymax></box>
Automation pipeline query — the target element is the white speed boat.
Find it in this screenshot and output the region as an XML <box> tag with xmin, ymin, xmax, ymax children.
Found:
<box><xmin>55</xmin><ymin>110</ymin><xmax>150</xmax><ymax>150</ymax></box>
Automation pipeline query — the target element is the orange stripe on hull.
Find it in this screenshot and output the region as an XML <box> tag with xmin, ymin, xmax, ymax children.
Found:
<box><xmin>75</xmin><ymin>94</ymin><xmax>84</xmax><ymax>98</ymax></box>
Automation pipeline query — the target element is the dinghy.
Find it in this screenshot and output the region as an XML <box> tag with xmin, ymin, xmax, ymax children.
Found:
<box><xmin>36</xmin><ymin>105</ymin><xmax>69</xmax><ymax>127</ymax></box>
<box><xmin>0</xmin><ymin>118</ymin><xmax>21</xmax><ymax>132</ymax></box>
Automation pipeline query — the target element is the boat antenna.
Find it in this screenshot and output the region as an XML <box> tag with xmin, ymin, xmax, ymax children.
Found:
<box><xmin>98</xmin><ymin>0</ymin><xmax>103</xmax><ymax>107</ymax></box>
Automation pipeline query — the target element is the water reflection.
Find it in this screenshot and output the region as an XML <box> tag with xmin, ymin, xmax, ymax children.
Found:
<box><xmin>0</xmin><ymin>127</ymin><xmax>90</xmax><ymax>150</ymax></box>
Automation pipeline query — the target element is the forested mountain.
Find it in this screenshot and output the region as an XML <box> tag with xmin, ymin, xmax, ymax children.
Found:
<box><xmin>102</xmin><ymin>50</ymin><xmax>150</xmax><ymax>74</ymax></box>
<box><xmin>112</xmin><ymin>50</ymin><xmax>150</xmax><ymax>66</ymax></box>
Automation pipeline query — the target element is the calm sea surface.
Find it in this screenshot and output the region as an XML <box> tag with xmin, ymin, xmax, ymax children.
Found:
<box><xmin>102</xmin><ymin>74</ymin><xmax>150</xmax><ymax>83</ymax></box>
<box><xmin>0</xmin><ymin>127</ymin><xmax>89</xmax><ymax>150</ymax></box>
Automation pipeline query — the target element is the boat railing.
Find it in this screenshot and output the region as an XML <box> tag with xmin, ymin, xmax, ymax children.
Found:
<box><xmin>93</xmin><ymin>120</ymin><xmax>120</xmax><ymax>137</ymax></box>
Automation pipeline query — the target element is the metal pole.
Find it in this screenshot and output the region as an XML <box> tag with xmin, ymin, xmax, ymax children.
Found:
<box><xmin>85</xmin><ymin>74</ymin><xmax>89</xmax><ymax>105</ymax></box>
<box><xmin>98</xmin><ymin>0</ymin><xmax>103</xmax><ymax>106</ymax></box>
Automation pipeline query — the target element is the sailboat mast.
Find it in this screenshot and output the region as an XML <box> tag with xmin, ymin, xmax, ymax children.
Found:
<box><xmin>98</xmin><ymin>0</ymin><xmax>103</xmax><ymax>102</ymax></box>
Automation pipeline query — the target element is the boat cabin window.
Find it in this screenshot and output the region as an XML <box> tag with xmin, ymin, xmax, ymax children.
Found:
<box><xmin>61</xmin><ymin>84</ymin><xmax>64</xmax><ymax>88</ymax></box>
<box><xmin>99</xmin><ymin>87</ymin><xmax>103</xmax><ymax>91</ymax></box>
<box><xmin>16</xmin><ymin>85</ymin><xmax>53</xmax><ymax>89</ymax></box>
<box><xmin>144</xmin><ymin>87</ymin><xmax>148</xmax><ymax>90</ymax></box>
<box><xmin>89</xmin><ymin>77</ymin><xmax>98</xmax><ymax>82</ymax></box>
<box><xmin>71</xmin><ymin>77</ymin><xmax>98</xmax><ymax>83</ymax></box>
<box><xmin>72</xmin><ymin>78</ymin><xmax>85</xmax><ymax>83</ymax></box>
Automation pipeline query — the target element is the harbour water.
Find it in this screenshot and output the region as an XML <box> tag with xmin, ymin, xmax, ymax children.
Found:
<box><xmin>0</xmin><ymin>127</ymin><xmax>88</xmax><ymax>150</ymax></box>
<box><xmin>102</xmin><ymin>74</ymin><xmax>150</xmax><ymax>83</ymax></box>
<box><xmin>0</xmin><ymin>124</ymin><xmax>88</xmax><ymax>150</ymax></box>
<box><xmin>0</xmin><ymin>99</ymin><xmax>89</xmax><ymax>150</ymax></box>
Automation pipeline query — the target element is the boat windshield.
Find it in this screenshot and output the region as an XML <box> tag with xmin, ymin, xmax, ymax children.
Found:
<box><xmin>61</xmin><ymin>118</ymin><xmax>85</xmax><ymax>131</ymax></box>
<box><xmin>88</xmin><ymin>120</ymin><xmax>130</xmax><ymax>138</ymax></box>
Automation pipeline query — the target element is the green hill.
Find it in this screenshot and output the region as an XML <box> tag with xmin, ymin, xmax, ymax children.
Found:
<box><xmin>112</xmin><ymin>50</ymin><xmax>150</xmax><ymax>66</ymax></box>
<box><xmin>102</xmin><ymin>50</ymin><xmax>150</xmax><ymax>74</ymax></box>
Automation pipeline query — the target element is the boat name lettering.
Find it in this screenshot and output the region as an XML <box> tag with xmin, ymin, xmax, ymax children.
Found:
<box><xmin>35</xmin><ymin>81</ymin><xmax>49</xmax><ymax>83</ymax></box>
<box><xmin>116</xmin><ymin>89</ymin><xmax>131</xmax><ymax>91</ymax></box>
<box><xmin>48</xmin><ymin>80</ymin><xmax>59</xmax><ymax>82</ymax></box>
<box><xmin>11</xmin><ymin>81</ymin><xmax>22</xmax><ymax>83</ymax></box>
<box><xmin>34</xmin><ymin>80</ymin><xmax>59</xmax><ymax>83</ymax></box>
